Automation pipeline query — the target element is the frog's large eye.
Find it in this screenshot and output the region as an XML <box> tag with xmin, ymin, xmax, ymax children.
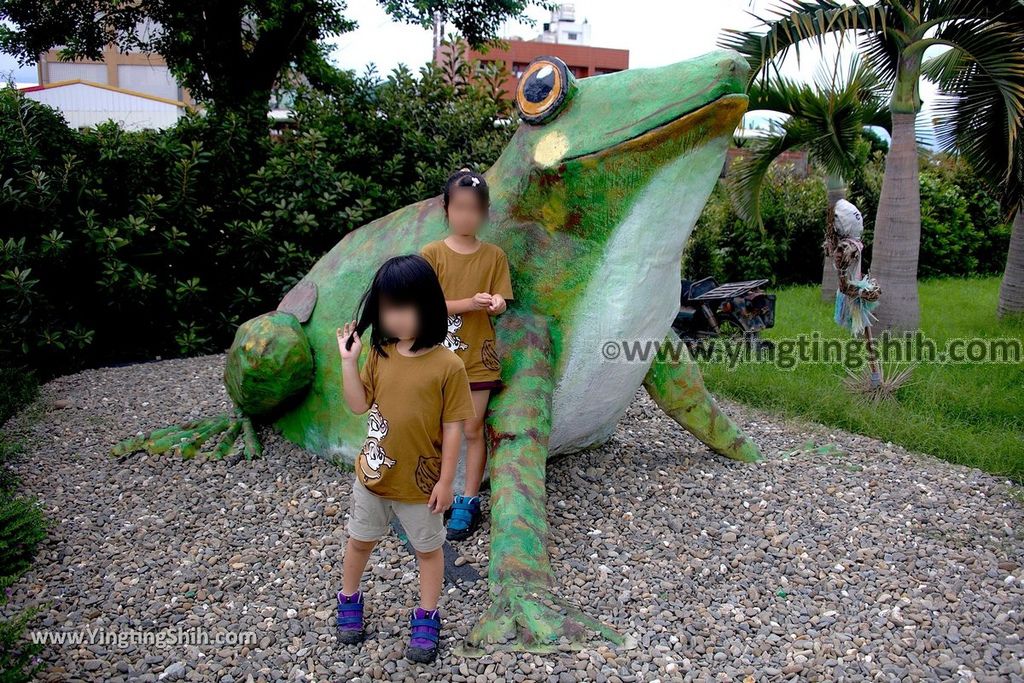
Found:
<box><xmin>516</xmin><ymin>56</ymin><xmax>575</xmax><ymax>124</ymax></box>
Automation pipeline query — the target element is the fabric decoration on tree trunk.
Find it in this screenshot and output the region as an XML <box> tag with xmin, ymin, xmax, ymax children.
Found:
<box><xmin>824</xmin><ymin>199</ymin><xmax>880</xmax><ymax>337</ymax></box>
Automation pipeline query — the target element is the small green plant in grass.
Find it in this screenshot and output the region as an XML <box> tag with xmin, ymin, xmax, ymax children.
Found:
<box><xmin>0</xmin><ymin>369</ymin><xmax>36</xmax><ymax>429</ymax></box>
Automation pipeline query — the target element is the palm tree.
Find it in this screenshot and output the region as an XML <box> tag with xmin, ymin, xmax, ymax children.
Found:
<box><xmin>730</xmin><ymin>56</ymin><xmax>890</xmax><ymax>299</ymax></box>
<box><xmin>923</xmin><ymin>28</ymin><xmax>1024</xmax><ymax>316</ymax></box>
<box><xmin>1000</xmin><ymin>198</ymin><xmax>1024</xmax><ymax>316</ymax></box>
<box><xmin>721</xmin><ymin>0</ymin><xmax>1024</xmax><ymax>330</ymax></box>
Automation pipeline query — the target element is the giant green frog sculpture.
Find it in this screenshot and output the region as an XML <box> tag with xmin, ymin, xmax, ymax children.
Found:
<box><xmin>115</xmin><ymin>51</ymin><xmax>760</xmax><ymax>653</ymax></box>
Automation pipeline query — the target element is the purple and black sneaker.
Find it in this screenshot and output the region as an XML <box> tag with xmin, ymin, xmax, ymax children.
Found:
<box><xmin>336</xmin><ymin>590</ymin><xmax>365</xmax><ymax>644</ymax></box>
<box><xmin>405</xmin><ymin>607</ymin><xmax>441</xmax><ymax>663</ymax></box>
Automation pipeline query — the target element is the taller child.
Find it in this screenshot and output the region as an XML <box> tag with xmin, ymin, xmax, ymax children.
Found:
<box><xmin>420</xmin><ymin>168</ymin><xmax>514</xmax><ymax>541</ymax></box>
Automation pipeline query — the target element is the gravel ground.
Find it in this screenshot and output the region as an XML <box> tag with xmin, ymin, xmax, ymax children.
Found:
<box><xmin>2</xmin><ymin>353</ymin><xmax>1022</xmax><ymax>682</ymax></box>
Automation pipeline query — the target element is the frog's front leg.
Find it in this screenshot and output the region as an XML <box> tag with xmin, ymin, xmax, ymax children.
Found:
<box><xmin>462</xmin><ymin>312</ymin><xmax>624</xmax><ymax>655</ymax></box>
<box><xmin>643</xmin><ymin>335</ymin><xmax>760</xmax><ymax>462</ymax></box>
<box><xmin>112</xmin><ymin>310</ymin><xmax>312</xmax><ymax>461</ymax></box>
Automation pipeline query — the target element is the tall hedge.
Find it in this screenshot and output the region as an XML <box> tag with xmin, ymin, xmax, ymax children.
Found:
<box><xmin>0</xmin><ymin>59</ymin><xmax>514</xmax><ymax>378</ymax></box>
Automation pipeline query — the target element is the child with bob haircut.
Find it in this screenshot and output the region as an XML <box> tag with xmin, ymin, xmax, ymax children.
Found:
<box><xmin>335</xmin><ymin>254</ymin><xmax>475</xmax><ymax>663</ymax></box>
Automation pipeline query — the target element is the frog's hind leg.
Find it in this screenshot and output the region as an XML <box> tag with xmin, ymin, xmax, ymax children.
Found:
<box><xmin>461</xmin><ymin>313</ymin><xmax>626</xmax><ymax>655</ymax></box>
<box><xmin>643</xmin><ymin>334</ymin><xmax>760</xmax><ymax>462</ymax></box>
<box><xmin>111</xmin><ymin>309</ymin><xmax>313</xmax><ymax>462</ymax></box>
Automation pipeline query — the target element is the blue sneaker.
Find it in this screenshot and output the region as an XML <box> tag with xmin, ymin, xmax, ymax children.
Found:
<box><xmin>406</xmin><ymin>607</ymin><xmax>441</xmax><ymax>663</ymax></box>
<box><xmin>336</xmin><ymin>590</ymin><xmax>365</xmax><ymax>644</ymax></box>
<box><xmin>445</xmin><ymin>495</ymin><xmax>481</xmax><ymax>541</ymax></box>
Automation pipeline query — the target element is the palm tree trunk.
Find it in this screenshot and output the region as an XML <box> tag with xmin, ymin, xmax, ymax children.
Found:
<box><xmin>820</xmin><ymin>175</ymin><xmax>847</xmax><ymax>301</ymax></box>
<box><xmin>868</xmin><ymin>111</ymin><xmax>921</xmax><ymax>330</ymax></box>
<box><xmin>998</xmin><ymin>208</ymin><xmax>1024</xmax><ymax>317</ymax></box>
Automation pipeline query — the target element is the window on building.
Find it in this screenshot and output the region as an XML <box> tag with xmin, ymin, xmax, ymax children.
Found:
<box><xmin>48</xmin><ymin>62</ymin><xmax>107</xmax><ymax>84</ymax></box>
<box><xmin>117</xmin><ymin>64</ymin><xmax>179</xmax><ymax>100</ymax></box>
<box><xmin>567</xmin><ymin>31</ymin><xmax>579</xmax><ymax>40</ymax></box>
<box><xmin>512</xmin><ymin>62</ymin><xmax>529</xmax><ymax>78</ymax></box>
<box><xmin>594</xmin><ymin>68</ymin><xmax>621</xmax><ymax>76</ymax></box>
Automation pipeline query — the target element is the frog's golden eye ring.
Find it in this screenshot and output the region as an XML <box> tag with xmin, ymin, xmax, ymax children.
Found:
<box><xmin>516</xmin><ymin>56</ymin><xmax>575</xmax><ymax>124</ymax></box>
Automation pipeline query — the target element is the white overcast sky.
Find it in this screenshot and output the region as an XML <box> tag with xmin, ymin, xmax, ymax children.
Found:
<box><xmin>0</xmin><ymin>0</ymin><xmax>940</xmax><ymax>137</ymax></box>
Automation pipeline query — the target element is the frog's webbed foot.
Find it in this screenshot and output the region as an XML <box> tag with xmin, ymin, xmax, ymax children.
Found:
<box><xmin>111</xmin><ymin>307</ymin><xmax>313</xmax><ymax>462</ymax></box>
<box><xmin>462</xmin><ymin>583</ymin><xmax>627</xmax><ymax>655</ymax></box>
<box><xmin>463</xmin><ymin>312</ymin><xmax>627</xmax><ymax>654</ymax></box>
<box><xmin>111</xmin><ymin>410</ymin><xmax>263</xmax><ymax>461</ymax></box>
<box><xmin>644</xmin><ymin>334</ymin><xmax>761</xmax><ymax>462</ymax></box>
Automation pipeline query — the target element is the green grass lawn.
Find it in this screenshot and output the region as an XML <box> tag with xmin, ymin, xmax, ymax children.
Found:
<box><xmin>700</xmin><ymin>276</ymin><xmax>1024</xmax><ymax>480</ymax></box>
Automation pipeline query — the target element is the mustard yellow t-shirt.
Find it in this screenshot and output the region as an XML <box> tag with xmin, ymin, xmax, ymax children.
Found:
<box><xmin>356</xmin><ymin>343</ymin><xmax>476</xmax><ymax>502</ymax></box>
<box><xmin>420</xmin><ymin>240</ymin><xmax>514</xmax><ymax>383</ymax></box>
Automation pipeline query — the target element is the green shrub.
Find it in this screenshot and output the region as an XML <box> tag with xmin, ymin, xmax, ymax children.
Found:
<box><xmin>0</xmin><ymin>495</ymin><xmax>47</xmax><ymax>596</ymax></box>
<box><xmin>0</xmin><ymin>604</ymin><xmax>44</xmax><ymax>683</ymax></box>
<box><xmin>0</xmin><ymin>54</ymin><xmax>514</xmax><ymax>379</ymax></box>
<box><xmin>685</xmin><ymin>171</ymin><xmax>829</xmax><ymax>285</ymax></box>
<box><xmin>919</xmin><ymin>169</ymin><xmax>982</xmax><ymax>276</ymax></box>
<box><xmin>920</xmin><ymin>155</ymin><xmax>1011</xmax><ymax>276</ymax></box>
<box><xmin>686</xmin><ymin>151</ymin><xmax>1010</xmax><ymax>285</ymax></box>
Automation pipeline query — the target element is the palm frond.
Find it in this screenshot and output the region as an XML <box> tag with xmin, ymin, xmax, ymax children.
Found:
<box><xmin>747</xmin><ymin>75</ymin><xmax>810</xmax><ymax>116</ymax></box>
<box><xmin>859</xmin><ymin>30</ymin><xmax>900</xmax><ymax>91</ymax></box>
<box><xmin>924</xmin><ymin>10</ymin><xmax>1024</xmax><ymax>209</ymax></box>
<box><xmin>729</xmin><ymin>122</ymin><xmax>815</xmax><ymax>226</ymax></box>
<box><xmin>719</xmin><ymin>0</ymin><xmax>897</xmax><ymax>85</ymax></box>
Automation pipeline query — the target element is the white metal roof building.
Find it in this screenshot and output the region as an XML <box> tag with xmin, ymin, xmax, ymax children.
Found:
<box><xmin>18</xmin><ymin>80</ymin><xmax>188</xmax><ymax>131</ymax></box>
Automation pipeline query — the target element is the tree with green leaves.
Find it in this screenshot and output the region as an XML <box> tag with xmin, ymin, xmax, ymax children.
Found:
<box><xmin>923</xmin><ymin>26</ymin><xmax>1024</xmax><ymax>316</ymax></box>
<box><xmin>0</xmin><ymin>42</ymin><xmax>517</xmax><ymax>375</ymax></box>
<box><xmin>0</xmin><ymin>0</ymin><xmax>538</xmax><ymax>119</ymax></box>
<box><xmin>722</xmin><ymin>0</ymin><xmax>1024</xmax><ymax>330</ymax></box>
<box><xmin>730</xmin><ymin>56</ymin><xmax>890</xmax><ymax>299</ymax></box>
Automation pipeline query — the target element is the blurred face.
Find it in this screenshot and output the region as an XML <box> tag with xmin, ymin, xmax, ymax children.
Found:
<box><xmin>379</xmin><ymin>298</ymin><xmax>419</xmax><ymax>341</ymax></box>
<box><xmin>446</xmin><ymin>188</ymin><xmax>487</xmax><ymax>237</ymax></box>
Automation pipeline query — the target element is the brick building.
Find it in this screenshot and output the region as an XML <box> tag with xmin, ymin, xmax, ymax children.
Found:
<box><xmin>436</xmin><ymin>3</ymin><xmax>629</xmax><ymax>98</ymax></box>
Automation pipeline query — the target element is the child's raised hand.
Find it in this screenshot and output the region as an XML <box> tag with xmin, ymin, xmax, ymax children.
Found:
<box><xmin>471</xmin><ymin>292</ymin><xmax>493</xmax><ymax>311</ymax></box>
<box><xmin>487</xmin><ymin>293</ymin><xmax>506</xmax><ymax>314</ymax></box>
<box><xmin>336</xmin><ymin>322</ymin><xmax>361</xmax><ymax>361</ymax></box>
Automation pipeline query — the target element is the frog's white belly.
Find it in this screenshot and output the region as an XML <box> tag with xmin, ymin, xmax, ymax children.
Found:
<box><xmin>548</xmin><ymin>139</ymin><xmax>728</xmax><ymax>454</ymax></box>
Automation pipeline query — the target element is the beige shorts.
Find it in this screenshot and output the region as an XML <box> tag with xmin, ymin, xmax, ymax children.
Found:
<box><xmin>346</xmin><ymin>477</ymin><xmax>446</xmax><ymax>552</ymax></box>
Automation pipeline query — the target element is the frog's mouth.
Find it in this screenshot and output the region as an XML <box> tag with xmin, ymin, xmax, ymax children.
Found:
<box><xmin>566</xmin><ymin>93</ymin><xmax>748</xmax><ymax>163</ymax></box>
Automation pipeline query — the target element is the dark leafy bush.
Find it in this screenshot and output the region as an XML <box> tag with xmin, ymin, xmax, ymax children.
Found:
<box><xmin>686</xmin><ymin>151</ymin><xmax>1010</xmax><ymax>285</ymax></box>
<box><xmin>0</xmin><ymin>604</ymin><xmax>45</xmax><ymax>683</ymax></box>
<box><xmin>0</xmin><ymin>52</ymin><xmax>514</xmax><ymax>378</ymax></box>
<box><xmin>0</xmin><ymin>495</ymin><xmax>47</xmax><ymax>596</ymax></box>
<box><xmin>685</xmin><ymin>171</ymin><xmax>829</xmax><ymax>285</ymax></box>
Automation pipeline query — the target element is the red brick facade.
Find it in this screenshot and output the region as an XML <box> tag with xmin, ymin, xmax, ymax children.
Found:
<box><xmin>439</xmin><ymin>39</ymin><xmax>629</xmax><ymax>98</ymax></box>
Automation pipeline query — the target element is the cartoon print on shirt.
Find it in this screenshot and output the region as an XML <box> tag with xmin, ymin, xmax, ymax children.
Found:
<box><xmin>359</xmin><ymin>402</ymin><xmax>395</xmax><ymax>480</ymax></box>
<box><xmin>481</xmin><ymin>338</ymin><xmax>500</xmax><ymax>371</ymax></box>
<box><xmin>444</xmin><ymin>314</ymin><xmax>469</xmax><ymax>352</ymax></box>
